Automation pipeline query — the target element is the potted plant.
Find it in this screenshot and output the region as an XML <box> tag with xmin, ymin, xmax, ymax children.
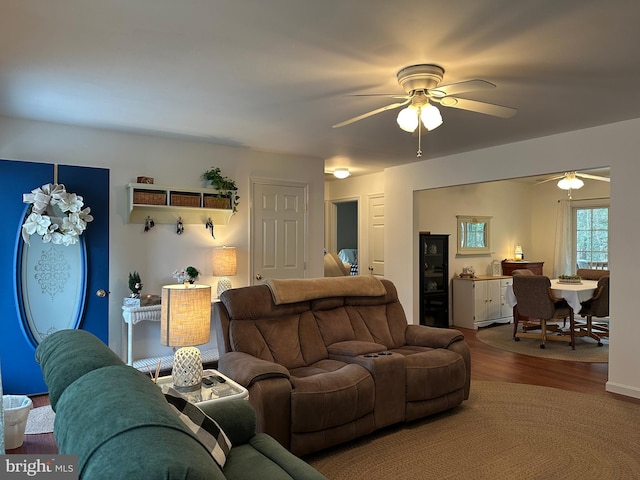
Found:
<box><xmin>185</xmin><ymin>266</ymin><xmax>200</xmax><ymax>284</ymax></box>
<box><xmin>201</xmin><ymin>167</ymin><xmax>240</xmax><ymax>213</ymax></box>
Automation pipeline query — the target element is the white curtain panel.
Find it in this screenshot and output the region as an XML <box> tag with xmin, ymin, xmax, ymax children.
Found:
<box><xmin>553</xmin><ymin>199</ymin><xmax>572</xmax><ymax>277</ymax></box>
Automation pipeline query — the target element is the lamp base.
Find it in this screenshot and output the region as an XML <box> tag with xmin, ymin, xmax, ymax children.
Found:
<box><xmin>172</xmin><ymin>346</ymin><xmax>203</xmax><ymax>392</ymax></box>
<box><xmin>217</xmin><ymin>277</ymin><xmax>233</xmax><ymax>298</ymax></box>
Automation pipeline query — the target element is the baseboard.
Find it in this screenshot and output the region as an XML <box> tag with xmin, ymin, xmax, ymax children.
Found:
<box><xmin>605</xmin><ymin>380</ymin><xmax>640</xmax><ymax>399</ymax></box>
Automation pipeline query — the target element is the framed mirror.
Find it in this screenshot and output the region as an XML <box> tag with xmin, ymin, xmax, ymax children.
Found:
<box><xmin>457</xmin><ymin>215</ymin><xmax>492</xmax><ymax>255</ymax></box>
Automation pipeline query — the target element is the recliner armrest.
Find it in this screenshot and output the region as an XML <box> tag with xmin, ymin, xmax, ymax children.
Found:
<box><xmin>218</xmin><ymin>351</ymin><xmax>290</xmax><ymax>388</ymax></box>
<box><xmin>405</xmin><ymin>324</ymin><xmax>464</xmax><ymax>348</ymax></box>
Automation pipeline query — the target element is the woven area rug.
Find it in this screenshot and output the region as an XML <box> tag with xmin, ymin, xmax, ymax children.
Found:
<box><xmin>306</xmin><ymin>381</ymin><xmax>640</xmax><ymax>480</ymax></box>
<box><xmin>25</xmin><ymin>405</ymin><xmax>55</xmax><ymax>435</ymax></box>
<box><xmin>475</xmin><ymin>323</ymin><xmax>608</xmax><ymax>362</ymax></box>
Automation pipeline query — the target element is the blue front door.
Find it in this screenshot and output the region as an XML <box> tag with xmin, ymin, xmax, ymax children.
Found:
<box><xmin>0</xmin><ymin>159</ymin><xmax>109</xmax><ymax>394</ymax></box>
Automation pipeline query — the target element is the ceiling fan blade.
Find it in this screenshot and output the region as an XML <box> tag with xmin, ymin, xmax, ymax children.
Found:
<box><xmin>347</xmin><ymin>94</ymin><xmax>410</xmax><ymax>99</ymax></box>
<box><xmin>437</xmin><ymin>96</ymin><xmax>517</xmax><ymax>118</ymax></box>
<box><xmin>534</xmin><ymin>175</ymin><xmax>564</xmax><ymax>185</ymax></box>
<box><xmin>332</xmin><ymin>98</ymin><xmax>411</xmax><ymax>128</ymax></box>
<box><xmin>429</xmin><ymin>79</ymin><xmax>496</xmax><ymax>98</ymax></box>
<box><xmin>576</xmin><ymin>173</ymin><xmax>610</xmax><ymax>182</ymax></box>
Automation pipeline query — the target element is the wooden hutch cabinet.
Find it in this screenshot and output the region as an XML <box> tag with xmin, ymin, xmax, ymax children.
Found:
<box><xmin>501</xmin><ymin>260</ymin><xmax>544</xmax><ymax>276</ymax></box>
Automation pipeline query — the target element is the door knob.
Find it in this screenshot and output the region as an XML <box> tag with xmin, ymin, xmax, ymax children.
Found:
<box><xmin>96</xmin><ymin>289</ymin><xmax>108</xmax><ymax>298</ymax></box>
<box><xmin>256</xmin><ymin>273</ymin><xmax>263</xmax><ymax>280</ymax></box>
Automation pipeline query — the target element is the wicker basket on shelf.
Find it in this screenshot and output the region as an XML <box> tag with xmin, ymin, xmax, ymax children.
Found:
<box><xmin>170</xmin><ymin>192</ymin><xmax>201</xmax><ymax>207</ymax></box>
<box><xmin>133</xmin><ymin>190</ymin><xmax>166</xmax><ymax>205</ymax></box>
<box><xmin>204</xmin><ymin>195</ymin><xmax>232</xmax><ymax>209</ymax></box>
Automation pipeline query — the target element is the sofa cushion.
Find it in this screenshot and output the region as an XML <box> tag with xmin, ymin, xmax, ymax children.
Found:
<box><xmin>392</xmin><ymin>348</ymin><xmax>466</xmax><ymax>401</ymax></box>
<box><xmin>230</xmin><ymin>312</ymin><xmax>328</xmax><ymax>369</ymax></box>
<box><xmin>290</xmin><ymin>363</ymin><xmax>374</xmax><ymax>433</ymax></box>
<box><xmin>224</xmin><ymin>436</ymin><xmax>327</xmax><ymax>480</ymax></box>
<box><xmin>314</xmin><ymin>307</ymin><xmax>358</xmax><ymax>345</ymax></box>
<box><xmin>165</xmin><ymin>388</ymin><xmax>232</xmax><ymax>467</ymax></box>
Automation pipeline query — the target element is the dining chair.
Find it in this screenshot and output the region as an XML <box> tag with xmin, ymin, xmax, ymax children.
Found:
<box><xmin>511</xmin><ymin>268</ymin><xmax>535</xmax><ymax>336</ymax></box>
<box><xmin>512</xmin><ymin>275</ymin><xmax>575</xmax><ymax>349</ymax></box>
<box><xmin>576</xmin><ymin>268</ymin><xmax>610</xmax><ymax>281</ymax></box>
<box><xmin>577</xmin><ymin>275</ymin><xmax>609</xmax><ymax>346</ymax></box>
<box><xmin>511</xmin><ymin>269</ymin><xmax>534</xmax><ymax>276</ymax></box>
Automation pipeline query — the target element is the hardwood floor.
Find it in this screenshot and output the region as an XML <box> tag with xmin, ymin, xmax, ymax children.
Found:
<box><xmin>7</xmin><ymin>325</ymin><xmax>639</xmax><ymax>455</ymax></box>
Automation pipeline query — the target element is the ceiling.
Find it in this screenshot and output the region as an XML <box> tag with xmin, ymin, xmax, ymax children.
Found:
<box><xmin>1</xmin><ymin>1</ymin><xmax>638</xmax><ymax>178</ymax></box>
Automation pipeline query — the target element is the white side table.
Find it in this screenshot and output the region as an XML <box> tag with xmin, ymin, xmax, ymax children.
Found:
<box><xmin>122</xmin><ymin>304</ymin><xmax>162</xmax><ymax>366</ymax></box>
<box><xmin>156</xmin><ymin>369</ymin><xmax>248</xmax><ymax>406</ymax></box>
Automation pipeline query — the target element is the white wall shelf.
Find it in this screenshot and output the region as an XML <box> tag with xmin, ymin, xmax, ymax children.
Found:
<box><xmin>127</xmin><ymin>183</ymin><xmax>235</xmax><ymax>225</ymax></box>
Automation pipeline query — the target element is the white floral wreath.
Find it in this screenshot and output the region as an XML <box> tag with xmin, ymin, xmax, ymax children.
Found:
<box><xmin>21</xmin><ymin>183</ymin><xmax>94</xmax><ymax>246</ymax></box>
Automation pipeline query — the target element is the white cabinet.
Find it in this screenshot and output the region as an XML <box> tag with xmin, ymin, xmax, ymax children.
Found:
<box><xmin>452</xmin><ymin>276</ymin><xmax>513</xmax><ymax>329</ymax></box>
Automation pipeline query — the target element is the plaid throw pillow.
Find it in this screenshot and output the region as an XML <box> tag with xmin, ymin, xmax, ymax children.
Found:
<box><xmin>164</xmin><ymin>388</ymin><xmax>232</xmax><ymax>468</ymax></box>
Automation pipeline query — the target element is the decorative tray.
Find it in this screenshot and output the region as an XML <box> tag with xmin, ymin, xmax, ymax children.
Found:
<box><xmin>558</xmin><ymin>279</ymin><xmax>582</xmax><ymax>284</ymax></box>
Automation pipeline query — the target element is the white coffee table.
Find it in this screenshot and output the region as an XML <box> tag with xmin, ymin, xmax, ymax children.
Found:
<box><xmin>156</xmin><ymin>369</ymin><xmax>248</xmax><ymax>406</ymax></box>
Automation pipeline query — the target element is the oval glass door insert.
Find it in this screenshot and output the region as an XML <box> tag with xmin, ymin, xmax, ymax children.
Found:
<box><xmin>18</xmin><ymin>234</ymin><xmax>86</xmax><ymax>345</ymax></box>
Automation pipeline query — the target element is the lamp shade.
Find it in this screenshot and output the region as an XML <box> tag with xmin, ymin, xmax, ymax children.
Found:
<box><xmin>514</xmin><ymin>244</ymin><xmax>523</xmax><ymax>261</ymax></box>
<box><xmin>212</xmin><ymin>247</ymin><xmax>237</xmax><ymax>277</ymax></box>
<box><xmin>160</xmin><ymin>284</ymin><xmax>211</xmax><ymax>347</ymax></box>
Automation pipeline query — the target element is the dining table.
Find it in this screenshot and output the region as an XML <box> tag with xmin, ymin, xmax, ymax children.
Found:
<box><xmin>504</xmin><ymin>279</ymin><xmax>599</xmax><ymax>314</ymax></box>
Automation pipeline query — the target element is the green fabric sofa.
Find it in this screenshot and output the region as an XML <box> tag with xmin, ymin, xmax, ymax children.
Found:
<box><xmin>35</xmin><ymin>329</ymin><xmax>327</xmax><ymax>480</ymax></box>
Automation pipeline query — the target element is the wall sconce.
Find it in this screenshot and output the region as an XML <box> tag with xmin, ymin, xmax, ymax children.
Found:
<box><xmin>514</xmin><ymin>244</ymin><xmax>523</xmax><ymax>261</ymax></box>
<box><xmin>160</xmin><ymin>284</ymin><xmax>211</xmax><ymax>391</ymax></box>
<box><xmin>212</xmin><ymin>246</ymin><xmax>237</xmax><ymax>298</ymax></box>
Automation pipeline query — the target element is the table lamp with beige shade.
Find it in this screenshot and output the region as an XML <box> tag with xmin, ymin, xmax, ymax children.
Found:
<box><xmin>160</xmin><ymin>284</ymin><xmax>211</xmax><ymax>392</ymax></box>
<box><xmin>212</xmin><ymin>246</ymin><xmax>237</xmax><ymax>297</ymax></box>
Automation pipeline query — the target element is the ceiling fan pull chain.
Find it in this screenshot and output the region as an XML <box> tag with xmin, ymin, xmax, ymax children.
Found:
<box><xmin>417</xmin><ymin>113</ymin><xmax>423</xmax><ymax>157</ymax></box>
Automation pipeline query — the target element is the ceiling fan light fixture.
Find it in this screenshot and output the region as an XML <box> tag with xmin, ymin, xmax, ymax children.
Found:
<box><xmin>397</xmin><ymin>106</ymin><xmax>419</xmax><ymax>132</ymax></box>
<box><xmin>420</xmin><ymin>104</ymin><xmax>443</xmax><ymax>131</ymax></box>
<box><xmin>333</xmin><ymin>168</ymin><xmax>350</xmax><ymax>179</ymax></box>
<box><xmin>557</xmin><ymin>175</ymin><xmax>584</xmax><ymax>190</ymax></box>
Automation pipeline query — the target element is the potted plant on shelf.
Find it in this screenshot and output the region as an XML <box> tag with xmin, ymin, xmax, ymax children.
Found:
<box><xmin>201</xmin><ymin>167</ymin><xmax>240</xmax><ymax>213</ymax></box>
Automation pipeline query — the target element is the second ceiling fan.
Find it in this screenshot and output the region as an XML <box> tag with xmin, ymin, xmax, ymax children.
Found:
<box><xmin>333</xmin><ymin>64</ymin><xmax>517</xmax><ymax>157</ymax></box>
<box><xmin>536</xmin><ymin>171</ymin><xmax>610</xmax><ymax>190</ymax></box>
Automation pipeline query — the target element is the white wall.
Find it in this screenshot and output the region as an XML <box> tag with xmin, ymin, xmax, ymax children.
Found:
<box><xmin>385</xmin><ymin>118</ymin><xmax>640</xmax><ymax>399</ymax></box>
<box><xmin>0</xmin><ymin>116</ymin><xmax>326</xmax><ymax>361</ymax></box>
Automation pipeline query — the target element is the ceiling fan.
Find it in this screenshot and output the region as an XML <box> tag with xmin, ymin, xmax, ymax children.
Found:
<box><xmin>535</xmin><ymin>171</ymin><xmax>610</xmax><ymax>190</ymax></box>
<box><xmin>332</xmin><ymin>64</ymin><xmax>517</xmax><ymax>157</ymax></box>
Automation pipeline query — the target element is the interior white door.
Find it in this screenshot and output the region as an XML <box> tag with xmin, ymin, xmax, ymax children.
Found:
<box><xmin>368</xmin><ymin>194</ymin><xmax>384</xmax><ymax>276</ymax></box>
<box><xmin>252</xmin><ymin>181</ymin><xmax>307</xmax><ymax>282</ymax></box>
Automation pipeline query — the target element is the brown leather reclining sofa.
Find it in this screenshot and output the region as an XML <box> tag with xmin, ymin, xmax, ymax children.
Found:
<box><xmin>214</xmin><ymin>276</ymin><xmax>470</xmax><ymax>457</ymax></box>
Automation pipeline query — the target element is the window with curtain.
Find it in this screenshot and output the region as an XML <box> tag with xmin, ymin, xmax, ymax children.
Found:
<box><xmin>574</xmin><ymin>204</ymin><xmax>609</xmax><ymax>269</ymax></box>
